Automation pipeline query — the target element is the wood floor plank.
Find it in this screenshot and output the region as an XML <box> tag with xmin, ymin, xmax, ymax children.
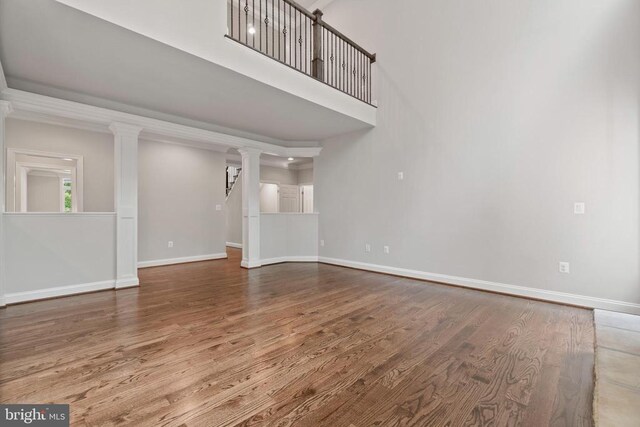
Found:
<box><xmin>0</xmin><ymin>249</ymin><xmax>595</xmax><ymax>426</ymax></box>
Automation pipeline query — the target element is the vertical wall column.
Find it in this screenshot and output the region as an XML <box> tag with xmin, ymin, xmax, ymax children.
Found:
<box><xmin>239</xmin><ymin>148</ymin><xmax>261</xmax><ymax>268</ymax></box>
<box><xmin>0</xmin><ymin>101</ymin><xmax>12</xmax><ymax>307</ymax></box>
<box><xmin>110</xmin><ymin>122</ymin><xmax>142</xmax><ymax>288</ymax></box>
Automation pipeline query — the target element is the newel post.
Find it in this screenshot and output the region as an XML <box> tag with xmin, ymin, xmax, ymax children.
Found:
<box><xmin>312</xmin><ymin>9</ymin><xmax>324</xmax><ymax>81</ymax></box>
<box><xmin>0</xmin><ymin>101</ymin><xmax>13</xmax><ymax>308</ymax></box>
<box><xmin>110</xmin><ymin>122</ymin><xmax>143</xmax><ymax>289</ymax></box>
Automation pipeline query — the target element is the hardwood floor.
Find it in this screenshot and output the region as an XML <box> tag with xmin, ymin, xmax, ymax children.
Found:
<box><xmin>0</xmin><ymin>249</ymin><xmax>594</xmax><ymax>426</ymax></box>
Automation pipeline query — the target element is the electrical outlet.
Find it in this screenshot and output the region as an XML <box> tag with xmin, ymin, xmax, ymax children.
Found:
<box><xmin>365</xmin><ymin>244</ymin><xmax>371</xmax><ymax>253</ymax></box>
<box><xmin>384</xmin><ymin>245</ymin><xmax>390</xmax><ymax>254</ymax></box>
<box><xmin>320</xmin><ymin>239</ymin><xmax>325</xmax><ymax>247</ymax></box>
<box><xmin>559</xmin><ymin>262</ymin><xmax>570</xmax><ymax>274</ymax></box>
<box><xmin>215</xmin><ymin>204</ymin><xmax>222</xmax><ymax>211</ymax></box>
<box><xmin>168</xmin><ymin>241</ymin><xmax>174</xmax><ymax>248</ymax></box>
<box><xmin>397</xmin><ymin>172</ymin><xmax>404</xmax><ymax>181</ymax></box>
<box><xmin>574</xmin><ymin>202</ymin><xmax>585</xmax><ymax>215</ymax></box>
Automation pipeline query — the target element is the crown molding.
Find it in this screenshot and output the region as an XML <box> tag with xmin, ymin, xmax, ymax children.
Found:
<box><xmin>0</xmin><ymin>100</ymin><xmax>12</xmax><ymax>117</ymax></box>
<box><xmin>290</xmin><ymin>161</ymin><xmax>314</xmax><ymax>170</ymax></box>
<box><xmin>226</xmin><ymin>153</ymin><xmax>310</xmax><ymax>170</ymax></box>
<box><xmin>109</xmin><ymin>122</ymin><xmax>143</xmax><ymax>138</ymax></box>
<box><xmin>0</xmin><ymin>89</ymin><xmax>323</xmax><ymax>157</ymax></box>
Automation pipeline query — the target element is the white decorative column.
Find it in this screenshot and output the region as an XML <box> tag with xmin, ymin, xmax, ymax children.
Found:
<box><xmin>0</xmin><ymin>101</ymin><xmax>12</xmax><ymax>307</ymax></box>
<box><xmin>238</xmin><ymin>147</ymin><xmax>261</xmax><ymax>268</ymax></box>
<box><xmin>110</xmin><ymin>122</ymin><xmax>142</xmax><ymax>289</ymax></box>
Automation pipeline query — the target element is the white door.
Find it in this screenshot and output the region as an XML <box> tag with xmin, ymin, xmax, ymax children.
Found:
<box><xmin>279</xmin><ymin>185</ymin><xmax>300</xmax><ymax>213</ymax></box>
<box><xmin>300</xmin><ymin>185</ymin><xmax>314</xmax><ymax>213</ymax></box>
<box><xmin>260</xmin><ymin>183</ymin><xmax>279</xmax><ymax>213</ymax></box>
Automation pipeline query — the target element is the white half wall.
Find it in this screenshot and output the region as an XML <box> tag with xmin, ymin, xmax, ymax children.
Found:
<box><xmin>316</xmin><ymin>0</ymin><xmax>640</xmax><ymax>313</ymax></box>
<box><xmin>3</xmin><ymin>213</ymin><xmax>116</xmax><ymax>303</ymax></box>
<box><xmin>261</xmin><ymin>213</ymin><xmax>318</xmax><ymax>264</ymax></box>
<box><xmin>138</xmin><ymin>140</ymin><xmax>227</xmax><ymax>266</ymax></box>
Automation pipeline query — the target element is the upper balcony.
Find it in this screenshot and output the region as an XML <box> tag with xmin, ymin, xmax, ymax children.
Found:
<box><xmin>227</xmin><ymin>0</ymin><xmax>376</xmax><ymax>105</ymax></box>
<box><xmin>0</xmin><ymin>0</ymin><xmax>377</xmax><ymax>146</ymax></box>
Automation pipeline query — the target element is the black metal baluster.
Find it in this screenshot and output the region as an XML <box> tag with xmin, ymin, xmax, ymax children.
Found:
<box><xmin>334</xmin><ymin>32</ymin><xmax>337</xmax><ymax>86</ymax></box>
<box><xmin>251</xmin><ymin>0</ymin><xmax>254</xmax><ymax>47</ymax></box>
<box><xmin>272</xmin><ymin>0</ymin><xmax>274</xmax><ymax>58</ymax></box>
<box><xmin>259</xmin><ymin>0</ymin><xmax>262</xmax><ymax>52</ymax></box>
<box><xmin>289</xmin><ymin>3</ymin><xmax>291</xmax><ymax>66</ymax></box>
<box><xmin>359</xmin><ymin>51</ymin><xmax>363</xmax><ymax>100</ymax></box>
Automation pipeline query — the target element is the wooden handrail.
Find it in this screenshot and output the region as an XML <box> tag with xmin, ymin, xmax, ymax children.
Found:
<box><xmin>313</xmin><ymin>12</ymin><xmax>376</xmax><ymax>62</ymax></box>
<box><xmin>229</xmin><ymin>0</ymin><xmax>377</xmax><ymax>105</ymax></box>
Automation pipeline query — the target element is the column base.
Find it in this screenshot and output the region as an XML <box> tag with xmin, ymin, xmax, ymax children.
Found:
<box><xmin>115</xmin><ymin>277</ymin><xmax>140</xmax><ymax>289</ymax></box>
<box><xmin>241</xmin><ymin>259</ymin><xmax>262</xmax><ymax>269</ymax></box>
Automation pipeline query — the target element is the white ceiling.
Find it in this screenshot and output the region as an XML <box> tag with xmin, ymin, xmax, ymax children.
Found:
<box><xmin>0</xmin><ymin>0</ymin><xmax>369</xmax><ymax>146</ymax></box>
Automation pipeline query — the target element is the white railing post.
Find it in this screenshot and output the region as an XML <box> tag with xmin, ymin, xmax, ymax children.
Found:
<box><xmin>0</xmin><ymin>101</ymin><xmax>12</xmax><ymax>307</ymax></box>
<box><xmin>238</xmin><ymin>147</ymin><xmax>262</xmax><ymax>268</ymax></box>
<box><xmin>110</xmin><ymin>122</ymin><xmax>143</xmax><ymax>288</ymax></box>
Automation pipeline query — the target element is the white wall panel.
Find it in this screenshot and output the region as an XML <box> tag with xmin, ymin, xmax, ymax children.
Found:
<box><xmin>261</xmin><ymin>213</ymin><xmax>318</xmax><ymax>263</ymax></box>
<box><xmin>3</xmin><ymin>213</ymin><xmax>116</xmax><ymax>302</ymax></box>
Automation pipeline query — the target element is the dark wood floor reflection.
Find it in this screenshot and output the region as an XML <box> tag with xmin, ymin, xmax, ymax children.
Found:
<box><xmin>0</xmin><ymin>249</ymin><xmax>594</xmax><ymax>426</ymax></box>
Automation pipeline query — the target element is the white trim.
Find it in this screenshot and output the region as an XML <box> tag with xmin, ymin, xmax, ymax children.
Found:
<box><xmin>227</xmin><ymin>154</ymin><xmax>314</xmax><ymax>170</ymax></box>
<box><xmin>3</xmin><ymin>212</ymin><xmax>115</xmax><ymax>217</ymax></box>
<box><xmin>1</xmin><ymin>89</ymin><xmax>323</xmax><ymax>157</ymax></box>
<box><xmin>260</xmin><ymin>212</ymin><xmax>319</xmax><ymax>215</ymax></box>
<box><xmin>261</xmin><ymin>256</ymin><xmax>319</xmax><ymax>266</ymax></box>
<box><xmin>226</xmin><ymin>242</ymin><xmax>243</xmax><ymax>249</ymax></box>
<box><xmin>318</xmin><ymin>257</ymin><xmax>640</xmax><ymax>315</ymax></box>
<box><xmin>241</xmin><ymin>260</ymin><xmax>262</xmax><ymax>269</ymax></box>
<box><xmin>0</xmin><ymin>59</ymin><xmax>7</xmax><ymax>91</ymax></box>
<box><xmin>5</xmin><ymin>280</ymin><xmax>115</xmax><ymax>305</ymax></box>
<box><xmin>8</xmin><ymin>148</ymin><xmax>84</xmax><ymax>213</ymax></box>
<box><xmin>138</xmin><ymin>253</ymin><xmax>228</xmax><ymax>268</ymax></box>
<box><xmin>115</xmin><ymin>277</ymin><xmax>139</xmax><ymax>289</ymax></box>
<box><xmin>290</xmin><ymin>162</ymin><xmax>314</xmax><ymax>171</ymax></box>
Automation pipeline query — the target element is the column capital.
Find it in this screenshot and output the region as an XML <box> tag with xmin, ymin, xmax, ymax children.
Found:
<box><xmin>0</xmin><ymin>100</ymin><xmax>13</xmax><ymax>118</ymax></box>
<box><xmin>109</xmin><ymin>122</ymin><xmax>143</xmax><ymax>138</ymax></box>
<box><xmin>238</xmin><ymin>147</ymin><xmax>262</xmax><ymax>158</ymax></box>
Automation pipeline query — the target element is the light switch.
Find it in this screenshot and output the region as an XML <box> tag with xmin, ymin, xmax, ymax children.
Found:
<box><xmin>397</xmin><ymin>172</ymin><xmax>404</xmax><ymax>181</ymax></box>
<box><xmin>574</xmin><ymin>202</ymin><xmax>585</xmax><ymax>215</ymax></box>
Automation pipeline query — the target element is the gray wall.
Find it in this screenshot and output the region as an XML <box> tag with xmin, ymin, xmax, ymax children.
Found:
<box><xmin>138</xmin><ymin>140</ymin><xmax>227</xmax><ymax>262</ymax></box>
<box><xmin>6</xmin><ymin>118</ymin><xmax>114</xmax><ymax>212</ymax></box>
<box><xmin>261</xmin><ymin>165</ymin><xmax>299</xmax><ymax>185</ymax></box>
<box><xmin>297</xmin><ymin>167</ymin><xmax>313</xmax><ymax>185</ymax></box>
<box><xmin>3</xmin><ymin>213</ymin><xmax>116</xmax><ymax>296</ymax></box>
<box><xmin>317</xmin><ymin>0</ymin><xmax>640</xmax><ymax>304</ymax></box>
<box><xmin>27</xmin><ymin>174</ymin><xmax>60</xmax><ymax>212</ymax></box>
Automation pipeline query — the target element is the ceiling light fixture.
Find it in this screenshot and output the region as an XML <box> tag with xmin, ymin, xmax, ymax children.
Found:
<box><xmin>288</xmin><ymin>157</ymin><xmax>294</xmax><ymax>161</ymax></box>
<box><xmin>248</xmin><ymin>25</ymin><xmax>256</xmax><ymax>35</ymax></box>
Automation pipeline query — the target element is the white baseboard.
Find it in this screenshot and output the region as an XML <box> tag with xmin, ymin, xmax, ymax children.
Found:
<box><xmin>115</xmin><ymin>277</ymin><xmax>139</xmax><ymax>289</ymax></box>
<box><xmin>241</xmin><ymin>259</ymin><xmax>262</xmax><ymax>269</ymax></box>
<box><xmin>226</xmin><ymin>242</ymin><xmax>242</xmax><ymax>249</ymax></box>
<box><xmin>318</xmin><ymin>257</ymin><xmax>640</xmax><ymax>315</ymax></box>
<box><xmin>5</xmin><ymin>280</ymin><xmax>116</xmax><ymax>305</ymax></box>
<box><xmin>138</xmin><ymin>253</ymin><xmax>228</xmax><ymax>268</ymax></box>
<box><xmin>261</xmin><ymin>256</ymin><xmax>319</xmax><ymax>266</ymax></box>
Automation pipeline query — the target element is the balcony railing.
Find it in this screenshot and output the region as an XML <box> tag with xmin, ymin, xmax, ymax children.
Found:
<box><xmin>227</xmin><ymin>0</ymin><xmax>376</xmax><ymax>105</ymax></box>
